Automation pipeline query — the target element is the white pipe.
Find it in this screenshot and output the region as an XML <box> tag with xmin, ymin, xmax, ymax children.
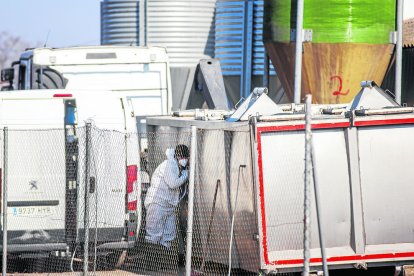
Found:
<box><xmin>395</xmin><ymin>0</ymin><xmax>404</xmax><ymax>104</ymax></box>
<box><xmin>2</xmin><ymin>128</ymin><xmax>8</xmax><ymax>276</ymax></box>
<box><xmin>294</xmin><ymin>0</ymin><xmax>305</xmax><ymax>104</ymax></box>
<box><xmin>173</xmin><ymin>111</ymin><xmax>196</xmax><ymax>117</ymax></box>
<box><xmin>303</xmin><ymin>95</ymin><xmax>312</xmax><ymax>276</ymax></box>
<box><xmin>259</xmin><ymin>114</ymin><xmax>306</xmax><ymax>122</ymax></box>
<box><xmin>356</xmin><ymin>107</ymin><xmax>414</xmax><ymax>116</ymax></box>
<box><xmin>185</xmin><ymin>126</ymin><xmax>197</xmax><ymax>276</ymax></box>
<box><xmin>139</xmin><ymin>0</ymin><xmax>146</xmax><ymax>46</ymax></box>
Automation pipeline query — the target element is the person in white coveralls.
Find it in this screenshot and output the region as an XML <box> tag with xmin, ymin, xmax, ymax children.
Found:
<box><xmin>144</xmin><ymin>144</ymin><xmax>190</xmax><ymax>248</ymax></box>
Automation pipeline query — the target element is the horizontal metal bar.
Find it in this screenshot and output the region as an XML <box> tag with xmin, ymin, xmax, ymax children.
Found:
<box><xmin>355</xmin><ymin>107</ymin><xmax>414</xmax><ymax>116</ymax></box>
<box><xmin>96</xmin><ymin>241</ymin><xmax>134</xmax><ymax>250</ymax></box>
<box><xmin>0</xmin><ymin>243</ymin><xmax>67</xmax><ymax>253</ymax></box>
<box><xmin>8</xmin><ymin>200</ymin><xmax>59</xmax><ymax>207</ymax></box>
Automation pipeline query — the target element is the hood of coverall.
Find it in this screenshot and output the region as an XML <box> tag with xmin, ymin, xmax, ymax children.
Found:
<box><xmin>165</xmin><ymin>148</ymin><xmax>175</xmax><ymax>160</ymax></box>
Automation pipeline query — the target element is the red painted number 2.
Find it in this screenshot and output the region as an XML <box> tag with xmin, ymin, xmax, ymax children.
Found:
<box><xmin>330</xmin><ymin>75</ymin><xmax>350</xmax><ymax>96</ymax></box>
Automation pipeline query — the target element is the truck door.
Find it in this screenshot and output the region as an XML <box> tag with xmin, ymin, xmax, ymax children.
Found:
<box><xmin>122</xmin><ymin>98</ymin><xmax>141</xmax><ymax>243</ymax></box>
<box><xmin>64</xmin><ymin>99</ymin><xmax>79</xmax><ymax>244</ymax></box>
<box><xmin>75</xmin><ymin>94</ymin><xmax>129</xmax><ymax>243</ymax></box>
<box><xmin>18</xmin><ymin>59</ymin><xmax>31</xmax><ymax>90</ymax></box>
<box><xmin>0</xmin><ymin>98</ymin><xmax>67</xmax><ymax>248</ymax></box>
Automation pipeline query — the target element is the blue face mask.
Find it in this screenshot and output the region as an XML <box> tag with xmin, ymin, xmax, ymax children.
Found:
<box><xmin>178</xmin><ymin>159</ymin><xmax>188</xmax><ymax>167</ymax></box>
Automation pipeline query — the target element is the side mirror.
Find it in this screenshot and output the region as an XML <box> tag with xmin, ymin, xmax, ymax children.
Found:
<box><xmin>1</xmin><ymin>68</ymin><xmax>14</xmax><ymax>82</ymax></box>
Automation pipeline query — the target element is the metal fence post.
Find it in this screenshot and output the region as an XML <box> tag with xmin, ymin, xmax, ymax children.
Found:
<box><xmin>185</xmin><ymin>126</ymin><xmax>197</xmax><ymax>276</ymax></box>
<box><xmin>263</xmin><ymin>48</ymin><xmax>270</xmax><ymax>89</ymax></box>
<box><xmin>294</xmin><ymin>0</ymin><xmax>305</xmax><ymax>104</ymax></box>
<box><xmin>303</xmin><ymin>95</ymin><xmax>312</xmax><ymax>276</ymax></box>
<box><xmin>83</xmin><ymin>123</ymin><xmax>91</xmax><ymax>275</ymax></box>
<box><xmin>2</xmin><ymin>127</ymin><xmax>8</xmax><ymax>276</ymax></box>
<box><xmin>395</xmin><ymin>0</ymin><xmax>403</xmax><ymax>104</ymax></box>
<box><xmin>240</xmin><ymin>0</ymin><xmax>253</xmax><ymax>99</ymax></box>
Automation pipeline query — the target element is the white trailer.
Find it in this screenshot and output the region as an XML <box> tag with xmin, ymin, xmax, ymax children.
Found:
<box><xmin>0</xmin><ymin>90</ymin><xmax>140</xmax><ymax>262</ymax></box>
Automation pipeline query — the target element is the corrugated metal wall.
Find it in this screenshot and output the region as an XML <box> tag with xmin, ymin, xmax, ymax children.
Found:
<box><xmin>146</xmin><ymin>0</ymin><xmax>216</xmax><ymax>67</ymax></box>
<box><xmin>101</xmin><ymin>0</ymin><xmax>140</xmax><ymax>45</ymax></box>
<box><xmin>215</xmin><ymin>0</ymin><xmax>275</xmax><ymax>76</ymax></box>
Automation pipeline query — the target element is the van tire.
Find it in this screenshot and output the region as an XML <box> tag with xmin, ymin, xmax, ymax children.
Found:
<box><xmin>96</xmin><ymin>250</ymin><xmax>126</xmax><ymax>270</ymax></box>
<box><xmin>115</xmin><ymin>249</ymin><xmax>127</xmax><ymax>268</ymax></box>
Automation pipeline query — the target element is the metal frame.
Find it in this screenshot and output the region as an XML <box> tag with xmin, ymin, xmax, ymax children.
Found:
<box><xmin>240</xmin><ymin>0</ymin><xmax>254</xmax><ymax>99</ymax></box>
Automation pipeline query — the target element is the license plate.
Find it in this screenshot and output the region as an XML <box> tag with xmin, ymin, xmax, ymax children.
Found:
<box><xmin>10</xmin><ymin>206</ymin><xmax>56</xmax><ymax>217</ymax></box>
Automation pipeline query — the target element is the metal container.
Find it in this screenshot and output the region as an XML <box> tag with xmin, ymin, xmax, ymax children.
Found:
<box><xmin>264</xmin><ymin>0</ymin><xmax>396</xmax><ymax>103</ymax></box>
<box><xmin>101</xmin><ymin>0</ymin><xmax>140</xmax><ymax>45</ymax></box>
<box><xmin>146</xmin><ymin>0</ymin><xmax>216</xmax><ymax>67</ymax></box>
<box><xmin>146</xmin><ymin>99</ymin><xmax>414</xmax><ymax>273</ymax></box>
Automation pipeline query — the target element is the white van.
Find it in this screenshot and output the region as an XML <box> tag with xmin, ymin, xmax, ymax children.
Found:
<box><xmin>0</xmin><ymin>90</ymin><xmax>140</xmax><ymax>262</ymax></box>
<box><xmin>0</xmin><ymin>46</ymin><xmax>173</xmax><ymax>151</ymax></box>
<box><xmin>1</xmin><ymin>46</ymin><xmax>172</xmax><ymax>116</ymax></box>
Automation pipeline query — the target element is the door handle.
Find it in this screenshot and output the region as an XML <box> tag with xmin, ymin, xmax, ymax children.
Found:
<box><xmin>89</xmin><ymin>176</ymin><xmax>96</xmax><ymax>193</ymax></box>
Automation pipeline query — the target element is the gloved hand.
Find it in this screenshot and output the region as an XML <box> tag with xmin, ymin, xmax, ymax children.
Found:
<box><xmin>181</xmin><ymin>169</ymin><xmax>189</xmax><ymax>179</ymax></box>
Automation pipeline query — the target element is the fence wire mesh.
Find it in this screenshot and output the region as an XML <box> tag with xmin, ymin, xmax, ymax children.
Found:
<box><xmin>0</xmin><ymin>126</ymin><xmax>302</xmax><ymax>275</ymax></box>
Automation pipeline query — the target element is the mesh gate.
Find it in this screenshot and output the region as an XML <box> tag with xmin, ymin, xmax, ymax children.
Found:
<box><xmin>0</xmin><ymin>126</ymin><xmax>301</xmax><ymax>275</ymax></box>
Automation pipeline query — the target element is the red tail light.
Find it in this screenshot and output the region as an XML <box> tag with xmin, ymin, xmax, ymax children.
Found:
<box><xmin>127</xmin><ymin>165</ymin><xmax>137</xmax><ymax>193</ymax></box>
<box><xmin>128</xmin><ymin>200</ymin><xmax>137</xmax><ymax>211</ymax></box>
<box><xmin>53</xmin><ymin>93</ymin><xmax>73</xmax><ymax>97</ymax></box>
<box><xmin>127</xmin><ymin>165</ymin><xmax>138</xmax><ymax>211</ymax></box>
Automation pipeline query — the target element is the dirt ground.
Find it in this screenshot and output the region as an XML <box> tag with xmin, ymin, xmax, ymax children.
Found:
<box><xmin>6</xmin><ymin>271</ymin><xmax>143</xmax><ymax>276</ymax></box>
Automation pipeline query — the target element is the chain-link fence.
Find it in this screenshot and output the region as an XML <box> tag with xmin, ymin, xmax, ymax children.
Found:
<box><xmin>0</xmin><ymin>125</ymin><xmax>141</xmax><ymax>274</ymax></box>
<box><xmin>0</xmin><ymin>124</ymin><xmax>304</xmax><ymax>275</ymax></box>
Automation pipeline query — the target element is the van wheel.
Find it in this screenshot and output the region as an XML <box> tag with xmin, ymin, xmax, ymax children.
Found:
<box><xmin>97</xmin><ymin>250</ymin><xmax>126</xmax><ymax>270</ymax></box>
<box><xmin>115</xmin><ymin>249</ymin><xmax>127</xmax><ymax>268</ymax></box>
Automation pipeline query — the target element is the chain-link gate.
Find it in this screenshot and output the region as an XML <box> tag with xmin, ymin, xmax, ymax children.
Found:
<box><xmin>0</xmin><ymin>125</ymin><xmax>142</xmax><ymax>274</ymax></box>
<box><xmin>0</xmin><ymin>124</ymin><xmax>304</xmax><ymax>275</ymax></box>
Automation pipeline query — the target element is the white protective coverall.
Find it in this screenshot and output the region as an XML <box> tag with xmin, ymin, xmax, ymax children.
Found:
<box><xmin>144</xmin><ymin>149</ymin><xmax>188</xmax><ymax>247</ymax></box>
